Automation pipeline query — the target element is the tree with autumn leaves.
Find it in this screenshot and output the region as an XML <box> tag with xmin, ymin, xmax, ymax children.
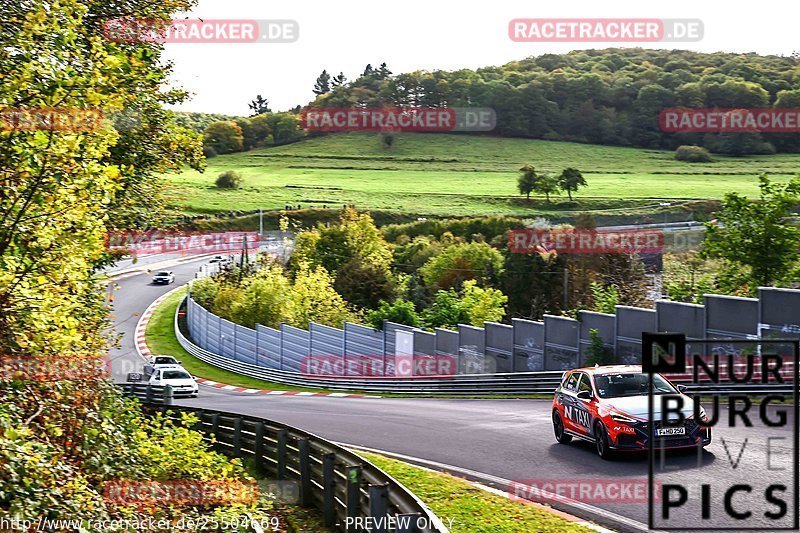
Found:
<box><xmin>0</xmin><ymin>0</ymin><xmax>258</xmax><ymax>523</ymax></box>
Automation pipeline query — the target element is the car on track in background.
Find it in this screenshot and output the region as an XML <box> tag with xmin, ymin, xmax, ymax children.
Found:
<box><xmin>143</xmin><ymin>355</ymin><xmax>183</xmax><ymax>377</ymax></box>
<box><xmin>552</xmin><ymin>365</ymin><xmax>711</xmax><ymax>459</ymax></box>
<box><xmin>148</xmin><ymin>367</ymin><xmax>198</xmax><ymax>397</ymax></box>
<box><xmin>151</xmin><ymin>270</ymin><xmax>175</xmax><ymax>284</ymax></box>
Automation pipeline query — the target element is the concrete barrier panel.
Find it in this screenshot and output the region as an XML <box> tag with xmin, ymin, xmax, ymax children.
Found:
<box><xmin>704</xmin><ymin>295</ymin><xmax>758</xmax><ymax>339</ymax></box>
<box><xmin>544</xmin><ymin>315</ymin><xmax>579</xmax><ymax>370</ymax></box>
<box><xmin>656</xmin><ymin>300</ymin><xmax>705</xmax><ymax>338</ymax></box>
<box><xmin>459</xmin><ymin>324</ymin><xmax>486</xmax><ymax>374</ymax></box>
<box><xmin>759</xmin><ymin>287</ymin><xmax>800</xmax><ymax>340</ymax></box>
<box><xmin>578</xmin><ymin>311</ymin><xmax>615</xmax><ymax>366</ymax></box>
<box><xmin>615</xmin><ymin>306</ymin><xmax>656</xmax><ymax>364</ymax></box>
<box><xmin>485</xmin><ymin>322</ymin><xmax>513</xmax><ymax>373</ymax></box>
<box><xmin>512</xmin><ymin>319</ymin><xmax>544</xmax><ymax>371</ymax></box>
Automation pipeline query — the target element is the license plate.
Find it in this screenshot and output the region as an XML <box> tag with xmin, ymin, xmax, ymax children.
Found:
<box><xmin>656</xmin><ymin>427</ymin><xmax>685</xmax><ymax>436</ymax></box>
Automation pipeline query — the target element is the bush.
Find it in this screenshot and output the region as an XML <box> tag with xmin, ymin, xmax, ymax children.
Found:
<box><xmin>419</xmin><ymin>241</ymin><xmax>504</xmax><ymax>291</ymax></box>
<box><xmin>365</xmin><ymin>298</ymin><xmax>422</xmax><ymax>330</ymax></box>
<box><xmin>203</xmin><ymin>120</ymin><xmax>243</xmax><ymax>154</ymax></box>
<box><xmin>202</xmin><ymin>145</ymin><xmax>217</xmax><ymax>158</ymax></box>
<box><xmin>216</xmin><ymin>171</ymin><xmax>243</xmax><ymax>189</ymax></box>
<box><xmin>584</xmin><ymin>329</ymin><xmax>613</xmax><ymax>366</ymax></box>
<box><xmin>675</xmin><ymin>145</ymin><xmax>712</xmax><ymax>162</ymax></box>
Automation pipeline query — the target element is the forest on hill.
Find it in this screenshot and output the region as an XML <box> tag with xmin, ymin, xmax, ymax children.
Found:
<box><xmin>304</xmin><ymin>49</ymin><xmax>800</xmax><ymax>155</ymax></box>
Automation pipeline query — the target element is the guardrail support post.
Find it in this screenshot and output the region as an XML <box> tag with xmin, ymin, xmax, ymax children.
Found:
<box><xmin>193</xmin><ymin>410</ymin><xmax>205</xmax><ymax>432</ymax></box>
<box><xmin>396</xmin><ymin>513</ymin><xmax>421</xmax><ymax>533</ymax></box>
<box><xmin>233</xmin><ymin>418</ymin><xmax>243</xmax><ymax>457</ymax></box>
<box><xmin>254</xmin><ymin>422</ymin><xmax>266</xmax><ymax>475</ymax></box>
<box><xmin>210</xmin><ymin>413</ymin><xmax>219</xmax><ymax>441</ymax></box>
<box><xmin>164</xmin><ymin>385</ymin><xmax>173</xmax><ymax>406</ymax></box>
<box><xmin>322</xmin><ymin>453</ymin><xmax>336</xmax><ymax>527</ymax></box>
<box><xmin>145</xmin><ymin>385</ymin><xmax>153</xmax><ymax>404</ymax></box>
<box><xmin>368</xmin><ymin>483</ymin><xmax>389</xmax><ymax>533</ymax></box>
<box><xmin>298</xmin><ymin>438</ymin><xmax>312</xmax><ymax>507</ymax></box>
<box><xmin>345</xmin><ymin>465</ymin><xmax>362</xmax><ymax>533</ymax></box>
<box><xmin>276</xmin><ymin>429</ymin><xmax>288</xmax><ymax>480</ymax></box>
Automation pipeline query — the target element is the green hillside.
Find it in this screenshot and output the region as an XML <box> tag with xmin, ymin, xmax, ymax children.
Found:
<box><xmin>166</xmin><ymin>132</ymin><xmax>800</xmax><ymax>217</ymax></box>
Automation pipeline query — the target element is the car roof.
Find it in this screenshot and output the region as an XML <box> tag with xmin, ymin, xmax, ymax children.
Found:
<box><xmin>569</xmin><ymin>365</ymin><xmax>643</xmax><ymax>376</ymax></box>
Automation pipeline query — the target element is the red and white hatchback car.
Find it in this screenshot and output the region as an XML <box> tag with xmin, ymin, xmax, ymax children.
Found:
<box><xmin>552</xmin><ymin>365</ymin><xmax>711</xmax><ymax>459</ymax></box>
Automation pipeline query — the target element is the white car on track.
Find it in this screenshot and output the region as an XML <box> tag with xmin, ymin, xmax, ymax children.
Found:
<box><xmin>148</xmin><ymin>366</ymin><xmax>199</xmax><ymax>397</ymax></box>
<box><xmin>143</xmin><ymin>355</ymin><xmax>182</xmax><ymax>377</ymax></box>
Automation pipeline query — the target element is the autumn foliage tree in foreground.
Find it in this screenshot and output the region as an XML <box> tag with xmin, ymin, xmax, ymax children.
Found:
<box><xmin>0</xmin><ymin>0</ymin><xmax>263</xmax><ymax>523</ymax></box>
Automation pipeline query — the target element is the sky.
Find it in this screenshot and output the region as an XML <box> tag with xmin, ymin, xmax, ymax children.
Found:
<box><xmin>163</xmin><ymin>0</ymin><xmax>799</xmax><ymax>116</ymax></box>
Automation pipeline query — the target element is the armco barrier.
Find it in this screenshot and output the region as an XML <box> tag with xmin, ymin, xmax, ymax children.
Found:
<box><xmin>123</xmin><ymin>397</ymin><xmax>448</xmax><ymax>532</ymax></box>
<box><xmin>118</xmin><ymin>383</ymin><xmax>174</xmax><ymax>404</ymax></box>
<box><xmin>185</xmin><ymin>278</ymin><xmax>800</xmax><ymax>375</ymax></box>
<box><xmin>175</xmin><ymin>295</ymin><xmax>798</xmax><ymax>395</ymax></box>
<box><xmin>176</xmin><ymin>297</ymin><xmax>564</xmax><ymax>394</ymax></box>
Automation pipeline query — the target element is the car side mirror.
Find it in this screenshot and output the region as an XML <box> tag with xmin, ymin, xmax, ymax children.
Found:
<box><xmin>577</xmin><ymin>390</ymin><xmax>593</xmax><ymax>400</ymax></box>
<box><xmin>677</xmin><ymin>384</ymin><xmax>688</xmax><ymax>392</ymax></box>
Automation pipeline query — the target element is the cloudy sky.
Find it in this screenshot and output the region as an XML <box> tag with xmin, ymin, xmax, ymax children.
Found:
<box><xmin>163</xmin><ymin>0</ymin><xmax>798</xmax><ymax>115</ymax></box>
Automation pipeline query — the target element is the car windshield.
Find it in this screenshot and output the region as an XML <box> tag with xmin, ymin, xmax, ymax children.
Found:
<box><xmin>162</xmin><ymin>370</ymin><xmax>191</xmax><ymax>380</ymax></box>
<box><xmin>154</xmin><ymin>357</ymin><xmax>176</xmax><ymax>365</ymax></box>
<box><xmin>154</xmin><ymin>271</ymin><xmax>170</xmax><ymax>276</ymax></box>
<box><xmin>594</xmin><ymin>373</ymin><xmax>677</xmax><ymax>398</ymax></box>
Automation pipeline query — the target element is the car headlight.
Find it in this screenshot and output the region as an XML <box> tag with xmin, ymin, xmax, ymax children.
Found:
<box><xmin>698</xmin><ymin>406</ymin><xmax>708</xmax><ymax>422</ymax></box>
<box><xmin>610</xmin><ymin>411</ymin><xmax>638</xmax><ymax>424</ymax></box>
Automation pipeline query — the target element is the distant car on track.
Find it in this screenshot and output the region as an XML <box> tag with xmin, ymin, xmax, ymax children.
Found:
<box><xmin>552</xmin><ymin>365</ymin><xmax>711</xmax><ymax>459</ymax></box>
<box><xmin>152</xmin><ymin>270</ymin><xmax>175</xmax><ymax>284</ymax></box>
<box><xmin>144</xmin><ymin>355</ymin><xmax>182</xmax><ymax>377</ymax></box>
<box><xmin>148</xmin><ymin>367</ymin><xmax>198</xmax><ymax>397</ymax></box>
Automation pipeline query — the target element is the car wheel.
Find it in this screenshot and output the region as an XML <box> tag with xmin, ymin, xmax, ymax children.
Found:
<box><xmin>552</xmin><ymin>411</ymin><xmax>572</xmax><ymax>444</ymax></box>
<box><xmin>594</xmin><ymin>421</ymin><xmax>613</xmax><ymax>459</ymax></box>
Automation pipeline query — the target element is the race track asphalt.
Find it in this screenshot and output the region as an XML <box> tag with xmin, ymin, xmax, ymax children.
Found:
<box><xmin>110</xmin><ymin>259</ymin><xmax>798</xmax><ymax>532</ymax></box>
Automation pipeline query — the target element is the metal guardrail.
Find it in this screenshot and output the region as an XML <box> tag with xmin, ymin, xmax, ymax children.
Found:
<box><xmin>176</xmin><ymin>297</ymin><xmax>562</xmax><ymax>394</ymax></box>
<box><xmin>131</xmin><ymin>402</ymin><xmax>448</xmax><ymax>533</ymax></box>
<box><xmin>174</xmin><ymin>296</ymin><xmax>794</xmax><ymax>396</ymax></box>
<box><xmin>118</xmin><ymin>382</ymin><xmax>174</xmax><ymax>404</ymax></box>
<box><xmin>175</xmin><ymin>297</ymin><xmax>799</xmax><ymax>395</ymax></box>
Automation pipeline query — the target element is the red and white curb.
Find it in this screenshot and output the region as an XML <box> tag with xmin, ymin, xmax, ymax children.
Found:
<box><xmin>134</xmin><ymin>287</ymin><xmax>183</xmax><ymax>361</ymax></box>
<box><xmin>134</xmin><ymin>287</ymin><xmax>379</xmax><ymax>399</ymax></box>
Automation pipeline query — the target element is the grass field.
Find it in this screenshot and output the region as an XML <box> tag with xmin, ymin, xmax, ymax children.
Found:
<box><xmin>165</xmin><ymin>132</ymin><xmax>800</xmax><ymax>217</ymax></box>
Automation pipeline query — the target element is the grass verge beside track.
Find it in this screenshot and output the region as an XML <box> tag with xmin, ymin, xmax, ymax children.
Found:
<box><xmin>357</xmin><ymin>451</ymin><xmax>592</xmax><ymax>532</ymax></box>
<box><xmin>144</xmin><ymin>287</ymin><xmax>553</xmax><ymax>399</ymax></box>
